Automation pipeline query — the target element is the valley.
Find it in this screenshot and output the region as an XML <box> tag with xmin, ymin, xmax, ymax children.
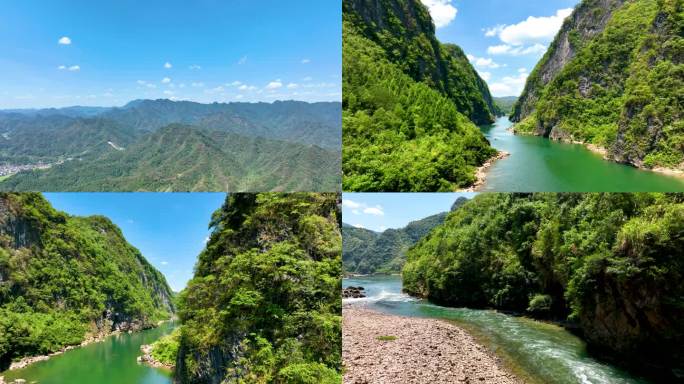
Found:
<box><xmin>0</xmin><ymin>100</ymin><xmax>341</xmax><ymax>191</ymax></box>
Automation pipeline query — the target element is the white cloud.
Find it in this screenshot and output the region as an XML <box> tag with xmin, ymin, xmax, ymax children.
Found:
<box><xmin>484</xmin><ymin>25</ymin><xmax>504</xmax><ymax>37</ymax></box>
<box><xmin>342</xmin><ymin>199</ymin><xmax>361</xmax><ymax>209</ymax></box>
<box><xmin>469</xmin><ymin>55</ymin><xmax>501</xmax><ymax>69</ymax></box>
<box><xmin>58</xmin><ymin>65</ymin><xmax>66</xmax><ymax>70</ymax></box>
<box><xmin>164</xmin><ymin>62</ymin><xmax>172</xmax><ymax>69</ymax></box>
<box><xmin>58</xmin><ymin>36</ymin><xmax>71</xmax><ymax>45</ymax></box>
<box><xmin>497</xmin><ymin>8</ymin><xmax>573</xmax><ymax>46</ymax></box>
<box><xmin>519</xmin><ymin>67</ymin><xmax>528</xmax><ymax>73</ymax></box>
<box><xmin>287</xmin><ymin>83</ymin><xmax>299</xmax><ymax>89</ymax></box>
<box><xmin>302</xmin><ymin>76</ymin><xmax>313</xmax><ymax>82</ymax></box>
<box><xmin>163</xmin><ymin>90</ymin><xmax>174</xmax><ymax>95</ymax></box>
<box><xmin>189</xmin><ymin>64</ymin><xmax>201</xmax><ymax>70</ymax></box>
<box><xmin>363</xmin><ymin>206</ymin><xmax>384</xmax><ymax>216</ymax></box>
<box><xmin>191</xmin><ymin>82</ymin><xmax>205</xmax><ymax>88</ymax></box>
<box><xmin>228</xmin><ymin>81</ymin><xmax>242</xmax><ymax>87</ymax></box>
<box><xmin>265</xmin><ymin>80</ymin><xmax>283</xmax><ymax>90</ymax></box>
<box><xmin>160</xmin><ymin>261</ymin><xmax>169</xmax><ymax>266</ymax></box>
<box><xmin>478</xmin><ymin>71</ymin><xmax>492</xmax><ymax>81</ymax></box>
<box><xmin>235</xmin><ymin>94</ymin><xmax>244</xmax><ymax>100</ymax></box>
<box><xmin>237</xmin><ymin>56</ymin><xmax>247</xmax><ymax>65</ymax></box>
<box><xmin>68</xmin><ymin>65</ymin><xmax>80</xmax><ymax>71</ymax></box>
<box><xmin>301</xmin><ymin>58</ymin><xmax>311</xmax><ymax>64</ymax></box>
<box><xmin>379</xmin><ymin>225</ymin><xmax>387</xmax><ymax>231</ymax></box>
<box><xmin>420</xmin><ymin>0</ymin><xmax>457</xmax><ymax>28</ymax></box>
<box><xmin>487</xmin><ymin>43</ymin><xmax>546</xmax><ymax>56</ymax></box>
<box><xmin>238</xmin><ymin>84</ymin><xmax>257</xmax><ymax>91</ymax></box>
<box><xmin>353</xmin><ymin>223</ymin><xmax>365</xmax><ymax>229</ymax></box>
<box><xmin>488</xmin><ymin>72</ymin><xmax>529</xmax><ymax>97</ymax></box>
<box><xmin>161</xmin><ymin>77</ymin><xmax>171</xmax><ymax>84</ymax></box>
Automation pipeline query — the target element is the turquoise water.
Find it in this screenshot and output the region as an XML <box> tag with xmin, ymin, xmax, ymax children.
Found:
<box><xmin>479</xmin><ymin>118</ymin><xmax>684</xmax><ymax>192</ymax></box>
<box><xmin>344</xmin><ymin>275</ymin><xmax>650</xmax><ymax>384</ymax></box>
<box><xmin>2</xmin><ymin>322</ymin><xmax>175</xmax><ymax>384</ymax></box>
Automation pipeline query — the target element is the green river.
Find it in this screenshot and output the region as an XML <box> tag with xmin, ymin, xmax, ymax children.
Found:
<box><xmin>479</xmin><ymin>118</ymin><xmax>684</xmax><ymax>191</ymax></box>
<box><xmin>2</xmin><ymin>322</ymin><xmax>175</xmax><ymax>384</ymax></box>
<box><xmin>344</xmin><ymin>275</ymin><xmax>651</xmax><ymax>384</ymax></box>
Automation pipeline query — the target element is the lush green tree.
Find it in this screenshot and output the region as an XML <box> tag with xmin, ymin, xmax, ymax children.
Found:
<box><xmin>174</xmin><ymin>193</ymin><xmax>341</xmax><ymax>384</ymax></box>
<box><xmin>403</xmin><ymin>193</ymin><xmax>684</xmax><ymax>378</ymax></box>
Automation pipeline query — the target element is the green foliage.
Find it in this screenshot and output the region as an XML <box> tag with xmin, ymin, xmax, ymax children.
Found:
<box><xmin>0</xmin><ymin>193</ymin><xmax>174</xmax><ymax>367</ymax></box>
<box><xmin>343</xmin><ymin>0</ymin><xmax>496</xmax><ymax>125</ymax></box>
<box><xmin>175</xmin><ymin>193</ymin><xmax>341</xmax><ymax>384</ymax></box>
<box><xmin>493</xmin><ymin>97</ymin><xmax>519</xmax><ymax>116</ymax></box>
<box><xmin>342</xmin><ymin>211</ymin><xmax>449</xmax><ymax>274</ymax></box>
<box><xmin>403</xmin><ymin>193</ymin><xmax>684</xmax><ymax>374</ymax></box>
<box><xmin>514</xmin><ymin>0</ymin><xmax>684</xmax><ymax>169</ymax></box>
<box><xmin>0</xmin><ymin>100</ymin><xmax>341</xmax><ymax>191</ymax></box>
<box><xmin>150</xmin><ymin>328</ymin><xmax>181</xmax><ymax>366</ymax></box>
<box><xmin>342</xmin><ymin>20</ymin><xmax>497</xmax><ymax>191</ymax></box>
<box><xmin>376</xmin><ymin>335</ymin><xmax>397</xmax><ymax>341</ymax></box>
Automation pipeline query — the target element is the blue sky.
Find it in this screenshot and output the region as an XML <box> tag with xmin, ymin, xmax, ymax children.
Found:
<box><xmin>342</xmin><ymin>193</ymin><xmax>476</xmax><ymax>232</ymax></box>
<box><xmin>44</xmin><ymin>193</ymin><xmax>226</xmax><ymax>291</ymax></box>
<box><xmin>421</xmin><ymin>0</ymin><xmax>580</xmax><ymax>96</ymax></box>
<box><xmin>0</xmin><ymin>0</ymin><xmax>341</xmax><ymax>109</ymax></box>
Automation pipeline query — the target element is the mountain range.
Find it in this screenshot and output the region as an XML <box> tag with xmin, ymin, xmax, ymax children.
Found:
<box><xmin>0</xmin><ymin>99</ymin><xmax>341</xmax><ymax>191</ymax></box>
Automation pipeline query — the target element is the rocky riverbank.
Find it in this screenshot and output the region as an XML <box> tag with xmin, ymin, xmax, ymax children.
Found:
<box><xmin>137</xmin><ymin>344</ymin><xmax>174</xmax><ymax>370</ymax></box>
<box><xmin>461</xmin><ymin>150</ymin><xmax>510</xmax><ymax>192</ymax></box>
<box><xmin>343</xmin><ymin>306</ymin><xmax>521</xmax><ymax>384</ymax></box>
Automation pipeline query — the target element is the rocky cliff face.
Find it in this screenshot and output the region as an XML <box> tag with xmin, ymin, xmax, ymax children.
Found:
<box><xmin>343</xmin><ymin>0</ymin><xmax>496</xmax><ymax>125</ymax></box>
<box><xmin>512</xmin><ymin>0</ymin><xmax>626</xmax><ymax>122</ymax></box>
<box><xmin>511</xmin><ymin>0</ymin><xmax>683</xmax><ymax>171</ymax></box>
<box><xmin>0</xmin><ymin>193</ymin><xmax>174</xmax><ymax>349</ymax></box>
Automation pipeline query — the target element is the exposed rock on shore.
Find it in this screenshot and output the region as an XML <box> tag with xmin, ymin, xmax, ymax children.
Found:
<box><xmin>343</xmin><ymin>306</ymin><xmax>521</xmax><ymax>384</ymax></box>
<box><xmin>343</xmin><ymin>286</ymin><xmax>366</xmax><ymax>299</ymax></box>
<box><xmin>137</xmin><ymin>344</ymin><xmax>174</xmax><ymax>370</ymax></box>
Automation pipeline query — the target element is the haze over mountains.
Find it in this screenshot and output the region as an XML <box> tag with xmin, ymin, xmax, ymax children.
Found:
<box><xmin>0</xmin><ymin>99</ymin><xmax>341</xmax><ymax>191</ymax></box>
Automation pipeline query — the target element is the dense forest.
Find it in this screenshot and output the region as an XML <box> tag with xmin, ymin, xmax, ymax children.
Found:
<box><xmin>342</xmin><ymin>197</ymin><xmax>467</xmax><ymax>274</ymax></box>
<box><xmin>403</xmin><ymin>193</ymin><xmax>684</xmax><ymax>380</ymax></box>
<box><xmin>172</xmin><ymin>193</ymin><xmax>341</xmax><ymax>383</ymax></box>
<box><xmin>512</xmin><ymin>0</ymin><xmax>684</xmax><ymax>172</ymax></box>
<box><xmin>493</xmin><ymin>97</ymin><xmax>518</xmax><ymax>117</ymax></box>
<box><xmin>0</xmin><ymin>193</ymin><xmax>174</xmax><ymax>369</ymax></box>
<box><xmin>342</xmin><ymin>0</ymin><xmax>499</xmax><ymax>191</ymax></box>
<box><xmin>0</xmin><ymin>100</ymin><xmax>341</xmax><ymax>191</ymax></box>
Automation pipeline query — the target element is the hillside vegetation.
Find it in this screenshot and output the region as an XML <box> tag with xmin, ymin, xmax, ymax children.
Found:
<box><xmin>0</xmin><ymin>193</ymin><xmax>174</xmax><ymax>369</ymax></box>
<box><xmin>343</xmin><ymin>8</ymin><xmax>497</xmax><ymax>191</ymax></box>
<box><xmin>0</xmin><ymin>100</ymin><xmax>341</xmax><ymax>191</ymax></box>
<box><xmin>342</xmin><ymin>197</ymin><xmax>468</xmax><ymax>274</ymax></box>
<box><xmin>175</xmin><ymin>193</ymin><xmax>341</xmax><ymax>384</ymax></box>
<box><xmin>403</xmin><ymin>193</ymin><xmax>684</xmax><ymax>379</ymax></box>
<box><xmin>512</xmin><ymin>0</ymin><xmax>684</xmax><ymax>171</ymax></box>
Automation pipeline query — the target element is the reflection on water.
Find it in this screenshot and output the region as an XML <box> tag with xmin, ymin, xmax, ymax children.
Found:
<box><xmin>479</xmin><ymin>118</ymin><xmax>684</xmax><ymax>192</ymax></box>
<box><xmin>2</xmin><ymin>322</ymin><xmax>176</xmax><ymax>384</ymax></box>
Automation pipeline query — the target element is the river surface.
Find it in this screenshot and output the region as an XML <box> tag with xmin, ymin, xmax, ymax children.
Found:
<box><xmin>479</xmin><ymin>118</ymin><xmax>684</xmax><ymax>191</ymax></box>
<box><xmin>343</xmin><ymin>275</ymin><xmax>650</xmax><ymax>384</ymax></box>
<box><xmin>2</xmin><ymin>322</ymin><xmax>176</xmax><ymax>384</ymax></box>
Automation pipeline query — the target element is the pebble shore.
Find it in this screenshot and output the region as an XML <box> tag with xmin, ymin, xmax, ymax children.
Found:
<box><xmin>343</xmin><ymin>306</ymin><xmax>521</xmax><ymax>384</ymax></box>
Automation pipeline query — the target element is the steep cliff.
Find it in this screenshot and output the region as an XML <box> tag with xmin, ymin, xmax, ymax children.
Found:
<box><xmin>343</xmin><ymin>0</ymin><xmax>496</xmax><ymax>125</ymax></box>
<box><xmin>512</xmin><ymin>0</ymin><xmax>684</xmax><ymax>171</ymax></box>
<box><xmin>403</xmin><ymin>193</ymin><xmax>684</xmax><ymax>380</ymax></box>
<box><xmin>0</xmin><ymin>193</ymin><xmax>174</xmax><ymax>368</ymax></box>
<box><xmin>175</xmin><ymin>193</ymin><xmax>341</xmax><ymax>384</ymax></box>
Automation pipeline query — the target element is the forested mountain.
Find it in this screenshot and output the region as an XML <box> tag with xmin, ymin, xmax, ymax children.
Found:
<box><xmin>1</xmin><ymin>125</ymin><xmax>340</xmax><ymax>192</ymax></box>
<box><xmin>511</xmin><ymin>0</ymin><xmax>684</xmax><ymax>172</ymax></box>
<box><xmin>0</xmin><ymin>193</ymin><xmax>174</xmax><ymax>369</ymax></box>
<box><xmin>342</xmin><ymin>0</ymin><xmax>498</xmax><ymax>191</ymax></box>
<box><xmin>343</xmin><ymin>213</ymin><xmax>447</xmax><ymax>274</ymax></box>
<box><xmin>343</xmin><ymin>0</ymin><xmax>496</xmax><ymax>125</ymax></box>
<box><xmin>403</xmin><ymin>193</ymin><xmax>684</xmax><ymax>380</ymax></box>
<box><xmin>175</xmin><ymin>193</ymin><xmax>341</xmax><ymax>383</ymax></box>
<box><xmin>493</xmin><ymin>96</ymin><xmax>518</xmax><ymax>117</ymax></box>
<box><xmin>0</xmin><ymin>99</ymin><xmax>341</xmax><ymax>191</ymax></box>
